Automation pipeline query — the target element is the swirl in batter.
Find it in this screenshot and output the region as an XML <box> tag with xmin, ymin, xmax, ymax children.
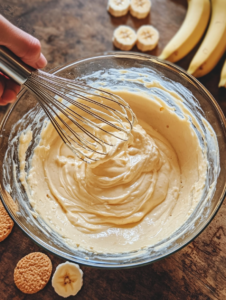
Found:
<box><xmin>19</xmin><ymin>86</ymin><xmax>208</xmax><ymax>253</ymax></box>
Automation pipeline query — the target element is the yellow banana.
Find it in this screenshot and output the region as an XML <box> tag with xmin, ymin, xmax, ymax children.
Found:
<box><xmin>219</xmin><ymin>59</ymin><xmax>226</xmax><ymax>87</ymax></box>
<box><xmin>158</xmin><ymin>0</ymin><xmax>210</xmax><ymax>63</ymax></box>
<box><xmin>187</xmin><ymin>0</ymin><xmax>226</xmax><ymax>78</ymax></box>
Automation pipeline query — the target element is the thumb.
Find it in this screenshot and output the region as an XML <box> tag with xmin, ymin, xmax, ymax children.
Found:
<box><xmin>0</xmin><ymin>15</ymin><xmax>47</xmax><ymax>69</ymax></box>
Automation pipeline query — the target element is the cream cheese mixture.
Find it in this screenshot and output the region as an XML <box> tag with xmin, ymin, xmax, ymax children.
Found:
<box><xmin>18</xmin><ymin>83</ymin><xmax>210</xmax><ymax>253</ymax></box>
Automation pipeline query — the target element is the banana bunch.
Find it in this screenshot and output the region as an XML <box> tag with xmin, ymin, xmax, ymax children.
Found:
<box><xmin>108</xmin><ymin>0</ymin><xmax>151</xmax><ymax>19</ymax></box>
<box><xmin>159</xmin><ymin>0</ymin><xmax>226</xmax><ymax>86</ymax></box>
<box><xmin>159</xmin><ymin>0</ymin><xmax>210</xmax><ymax>63</ymax></box>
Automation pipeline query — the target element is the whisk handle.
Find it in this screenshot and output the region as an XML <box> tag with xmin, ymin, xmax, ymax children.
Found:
<box><xmin>0</xmin><ymin>46</ymin><xmax>35</xmax><ymax>85</ymax></box>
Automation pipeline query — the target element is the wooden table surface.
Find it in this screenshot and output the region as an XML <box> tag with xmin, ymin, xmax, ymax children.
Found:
<box><xmin>0</xmin><ymin>0</ymin><xmax>226</xmax><ymax>299</ymax></box>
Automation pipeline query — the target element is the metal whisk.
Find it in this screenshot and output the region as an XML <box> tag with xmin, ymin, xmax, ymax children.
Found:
<box><xmin>0</xmin><ymin>46</ymin><xmax>135</xmax><ymax>163</ymax></box>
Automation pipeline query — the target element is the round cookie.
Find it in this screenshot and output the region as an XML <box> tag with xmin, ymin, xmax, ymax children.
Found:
<box><xmin>14</xmin><ymin>252</ymin><xmax>52</xmax><ymax>294</ymax></box>
<box><xmin>0</xmin><ymin>200</ymin><xmax>14</xmax><ymax>242</ymax></box>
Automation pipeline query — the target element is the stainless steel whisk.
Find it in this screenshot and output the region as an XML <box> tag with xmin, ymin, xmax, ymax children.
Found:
<box><xmin>0</xmin><ymin>46</ymin><xmax>135</xmax><ymax>163</ymax></box>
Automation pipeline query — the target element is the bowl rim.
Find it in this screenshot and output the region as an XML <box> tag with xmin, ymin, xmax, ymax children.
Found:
<box><xmin>1</xmin><ymin>51</ymin><xmax>226</xmax><ymax>269</ymax></box>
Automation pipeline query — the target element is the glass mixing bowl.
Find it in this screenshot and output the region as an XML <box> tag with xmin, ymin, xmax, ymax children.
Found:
<box><xmin>0</xmin><ymin>52</ymin><xmax>226</xmax><ymax>269</ymax></box>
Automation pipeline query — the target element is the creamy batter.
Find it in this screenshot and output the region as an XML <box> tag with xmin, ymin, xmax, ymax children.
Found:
<box><xmin>18</xmin><ymin>84</ymin><xmax>209</xmax><ymax>253</ymax></box>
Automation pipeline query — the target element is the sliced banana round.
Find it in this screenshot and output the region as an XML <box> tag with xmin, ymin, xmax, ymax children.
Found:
<box><xmin>113</xmin><ymin>25</ymin><xmax>137</xmax><ymax>51</ymax></box>
<box><xmin>130</xmin><ymin>0</ymin><xmax>151</xmax><ymax>19</ymax></box>
<box><xmin>52</xmin><ymin>262</ymin><xmax>83</xmax><ymax>298</ymax></box>
<box><xmin>107</xmin><ymin>0</ymin><xmax>130</xmax><ymax>17</ymax></box>
<box><xmin>137</xmin><ymin>25</ymin><xmax>159</xmax><ymax>51</ymax></box>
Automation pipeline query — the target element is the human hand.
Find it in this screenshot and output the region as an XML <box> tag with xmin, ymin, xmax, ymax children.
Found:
<box><xmin>0</xmin><ymin>15</ymin><xmax>47</xmax><ymax>105</ymax></box>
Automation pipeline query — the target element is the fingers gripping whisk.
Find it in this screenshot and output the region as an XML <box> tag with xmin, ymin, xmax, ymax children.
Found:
<box><xmin>24</xmin><ymin>70</ymin><xmax>135</xmax><ymax>163</ymax></box>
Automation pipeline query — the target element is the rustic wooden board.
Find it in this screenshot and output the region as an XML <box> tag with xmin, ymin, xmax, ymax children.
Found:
<box><xmin>0</xmin><ymin>0</ymin><xmax>226</xmax><ymax>299</ymax></box>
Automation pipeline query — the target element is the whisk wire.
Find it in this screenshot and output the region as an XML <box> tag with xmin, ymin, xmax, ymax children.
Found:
<box><xmin>31</xmin><ymin>74</ymin><xmax>133</xmax><ymax>133</ymax></box>
<box><xmin>27</xmin><ymin>81</ymin><xmax>107</xmax><ymax>151</ymax></box>
<box><xmin>30</xmin><ymin>87</ymin><xmax>104</xmax><ymax>162</ymax></box>
<box><xmin>24</xmin><ymin>70</ymin><xmax>136</xmax><ymax>162</ymax></box>
<box><xmin>28</xmin><ymin>80</ymin><xmax>128</xmax><ymax>147</ymax></box>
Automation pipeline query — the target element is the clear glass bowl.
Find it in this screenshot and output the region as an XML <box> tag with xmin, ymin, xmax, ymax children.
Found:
<box><xmin>0</xmin><ymin>52</ymin><xmax>226</xmax><ymax>269</ymax></box>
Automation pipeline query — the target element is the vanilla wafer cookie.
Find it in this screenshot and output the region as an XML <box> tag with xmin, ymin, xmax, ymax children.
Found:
<box><xmin>0</xmin><ymin>200</ymin><xmax>14</xmax><ymax>242</ymax></box>
<box><xmin>14</xmin><ymin>252</ymin><xmax>52</xmax><ymax>294</ymax></box>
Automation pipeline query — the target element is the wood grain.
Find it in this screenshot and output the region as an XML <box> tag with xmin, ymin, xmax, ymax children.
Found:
<box><xmin>0</xmin><ymin>0</ymin><xmax>226</xmax><ymax>299</ymax></box>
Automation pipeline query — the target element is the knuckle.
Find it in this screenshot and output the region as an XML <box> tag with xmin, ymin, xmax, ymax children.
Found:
<box><xmin>30</xmin><ymin>38</ymin><xmax>41</xmax><ymax>54</ymax></box>
<box><xmin>23</xmin><ymin>37</ymin><xmax>42</xmax><ymax>60</ymax></box>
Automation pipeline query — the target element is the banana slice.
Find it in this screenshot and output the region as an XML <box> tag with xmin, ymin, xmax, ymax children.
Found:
<box><xmin>107</xmin><ymin>0</ymin><xmax>130</xmax><ymax>17</ymax></box>
<box><xmin>113</xmin><ymin>25</ymin><xmax>137</xmax><ymax>50</ymax></box>
<box><xmin>52</xmin><ymin>262</ymin><xmax>83</xmax><ymax>298</ymax></box>
<box><xmin>137</xmin><ymin>25</ymin><xmax>159</xmax><ymax>51</ymax></box>
<box><xmin>130</xmin><ymin>0</ymin><xmax>151</xmax><ymax>19</ymax></box>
